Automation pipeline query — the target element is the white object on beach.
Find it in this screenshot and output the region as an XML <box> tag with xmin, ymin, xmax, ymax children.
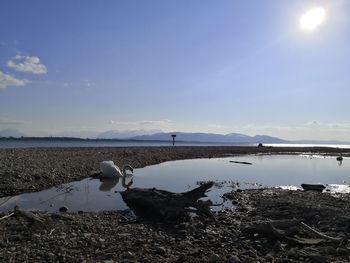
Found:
<box><xmin>99</xmin><ymin>161</ymin><xmax>134</xmax><ymax>178</ymax></box>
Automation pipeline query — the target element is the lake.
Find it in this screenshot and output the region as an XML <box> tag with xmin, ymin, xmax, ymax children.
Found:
<box><xmin>0</xmin><ymin>154</ymin><xmax>348</xmax><ymax>214</ymax></box>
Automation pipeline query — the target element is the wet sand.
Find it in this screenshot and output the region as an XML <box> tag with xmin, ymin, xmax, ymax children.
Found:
<box><xmin>1</xmin><ymin>146</ymin><xmax>350</xmax><ymax>262</ymax></box>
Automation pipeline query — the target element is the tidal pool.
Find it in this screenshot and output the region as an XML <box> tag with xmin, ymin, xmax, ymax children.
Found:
<box><xmin>0</xmin><ymin>154</ymin><xmax>348</xmax><ymax>213</ymax></box>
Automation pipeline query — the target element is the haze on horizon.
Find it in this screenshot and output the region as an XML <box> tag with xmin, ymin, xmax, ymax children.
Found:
<box><xmin>0</xmin><ymin>0</ymin><xmax>349</xmax><ymax>141</ymax></box>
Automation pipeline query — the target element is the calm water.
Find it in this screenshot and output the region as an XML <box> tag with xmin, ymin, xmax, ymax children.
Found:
<box><xmin>0</xmin><ymin>154</ymin><xmax>349</xmax><ymax>213</ymax></box>
<box><xmin>0</xmin><ymin>140</ymin><xmax>250</xmax><ymax>148</ymax></box>
<box><xmin>1</xmin><ymin>140</ymin><xmax>350</xmax><ymax>149</ymax></box>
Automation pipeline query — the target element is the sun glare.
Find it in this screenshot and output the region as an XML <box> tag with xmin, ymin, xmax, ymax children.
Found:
<box><xmin>300</xmin><ymin>7</ymin><xmax>326</xmax><ymax>31</ymax></box>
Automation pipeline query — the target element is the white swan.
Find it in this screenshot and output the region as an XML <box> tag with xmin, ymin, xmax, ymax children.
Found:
<box><xmin>99</xmin><ymin>161</ymin><xmax>134</xmax><ymax>178</ymax></box>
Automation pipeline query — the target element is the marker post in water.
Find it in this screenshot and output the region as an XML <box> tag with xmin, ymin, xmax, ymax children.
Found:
<box><xmin>171</xmin><ymin>134</ymin><xmax>176</xmax><ymax>146</ymax></box>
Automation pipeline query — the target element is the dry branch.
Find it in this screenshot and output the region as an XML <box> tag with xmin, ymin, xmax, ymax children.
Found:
<box><xmin>246</xmin><ymin>219</ymin><xmax>343</xmax><ymax>245</ymax></box>
<box><xmin>0</xmin><ymin>212</ymin><xmax>14</xmax><ymax>221</ymax></box>
<box><xmin>300</xmin><ymin>222</ymin><xmax>342</xmax><ymax>242</ymax></box>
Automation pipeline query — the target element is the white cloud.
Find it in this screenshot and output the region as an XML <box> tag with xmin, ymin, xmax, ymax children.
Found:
<box><xmin>0</xmin><ymin>71</ymin><xmax>30</xmax><ymax>89</ymax></box>
<box><xmin>7</xmin><ymin>54</ymin><xmax>47</xmax><ymax>74</ymax></box>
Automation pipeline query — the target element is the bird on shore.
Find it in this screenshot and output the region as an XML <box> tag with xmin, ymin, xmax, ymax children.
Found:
<box><xmin>99</xmin><ymin>161</ymin><xmax>134</xmax><ymax>178</ymax></box>
<box><xmin>336</xmin><ymin>154</ymin><xmax>343</xmax><ymax>162</ymax></box>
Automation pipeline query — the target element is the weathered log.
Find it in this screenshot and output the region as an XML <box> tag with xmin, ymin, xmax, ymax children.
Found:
<box><xmin>14</xmin><ymin>206</ymin><xmax>44</xmax><ymax>224</ymax></box>
<box><xmin>121</xmin><ymin>182</ymin><xmax>215</xmax><ymax>222</ymax></box>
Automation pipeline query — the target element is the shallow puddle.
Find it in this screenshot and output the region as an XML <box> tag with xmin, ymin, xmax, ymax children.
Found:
<box><xmin>0</xmin><ymin>155</ymin><xmax>349</xmax><ymax>213</ymax></box>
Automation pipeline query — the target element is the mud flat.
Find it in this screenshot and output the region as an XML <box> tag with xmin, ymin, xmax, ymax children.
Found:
<box><xmin>1</xmin><ymin>146</ymin><xmax>350</xmax><ymax>262</ymax></box>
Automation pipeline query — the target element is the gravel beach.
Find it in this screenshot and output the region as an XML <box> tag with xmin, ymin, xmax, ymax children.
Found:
<box><xmin>1</xmin><ymin>146</ymin><xmax>350</xmax><ymax>262</ymax></box>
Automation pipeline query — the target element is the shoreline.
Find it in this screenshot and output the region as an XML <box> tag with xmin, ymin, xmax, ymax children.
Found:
<box><xmin>1</xmin><ymin>146</ymin><xmax>350</xmax><ymax>262</ymax></box>
<box><xmin>1</xmin><ymin>146</ymin><xmax>349</xmax><ymax>197</ymax></box>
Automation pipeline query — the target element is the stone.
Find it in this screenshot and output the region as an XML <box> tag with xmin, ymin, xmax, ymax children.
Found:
<box><xmin>59</xmin><ymin>206</ymin><xmax>68</xmax><ymax>212</ymax></box>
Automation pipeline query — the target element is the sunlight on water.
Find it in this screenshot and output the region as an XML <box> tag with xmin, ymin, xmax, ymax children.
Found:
<box><xmin>0</xmin><ymin>155</ymin><xmax>349</xmax><ymax>213</ymax></box>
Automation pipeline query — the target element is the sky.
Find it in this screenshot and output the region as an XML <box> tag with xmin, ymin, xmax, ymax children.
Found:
<box><xmin>0</xmin><ymin>0</ymin><xmax>350</xmax><ymax>140</ymax></box>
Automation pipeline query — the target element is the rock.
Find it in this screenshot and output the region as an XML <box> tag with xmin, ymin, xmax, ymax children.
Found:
<box><xmin>155</xmin><ymin>246</ymin><xmax>167</xmax><ymax>256</ymax></box>
<box><xmin>59</xmin><ymin>206</ymin><xmax>68</xmax><ymax>212</ymax></box>
<box><xmin>228</xmin><ymin>255</ymin><xmax>241</xmax><ymax>263</ymax></box>
<box><xmin>209</xmin><ymin>253</ymin><xmax>220</xmax><ymax>262</ymax></box>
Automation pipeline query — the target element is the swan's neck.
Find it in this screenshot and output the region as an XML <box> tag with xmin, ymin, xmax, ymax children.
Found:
<box><xmin>122</xmin><ymin>165</ymin><xmax>130</xmax><ymax>176</ymax></box>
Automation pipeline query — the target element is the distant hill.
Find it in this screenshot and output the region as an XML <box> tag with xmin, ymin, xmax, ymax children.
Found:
<box><xmin>1</xmin><ymin>129</ymin><xmax>348</xmax><ymax>145</ymax></box>
<box><xmin>130</xmin><ymin>132</ymin><xmax>287</xmax><ymax>144</ymax></box>
<box><xmin>0</xmin><ymin>128</ymin><xmax>24</xmax><ymax>138</ymax></box>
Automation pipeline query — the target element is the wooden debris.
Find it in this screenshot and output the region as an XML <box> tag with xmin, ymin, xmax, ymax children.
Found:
<box><xmin>300</xmin><ymin>222</ymin><xmax>342</xmax><ymax>242</ymax></box>
<box><xmin>121</xmin><ymin>182</ymin><xmax>215</xmax><ymax>222</ymax></box>
<box><xmin>301</xmin><ymin>184</ymin><xmax>325</xmax><ymax>192</ymax></box>
<box><xmin>230</xmin><ymin>161</ymin><xmax>253</xmax><ymax>165</ymax></box>
<box><xmin>14</xmin><ymin>206</ymin><xmax>44</xmax><ymax>224</ymax></box>
<box><xmin>246</xmin><ymin>219</ymin><xmax>343</xmax><ymax>245</ymax></box>
<box><xmin>0</xmin><ymin>212</ymin><xmax>14</xmax><ymax>221</ymax></box>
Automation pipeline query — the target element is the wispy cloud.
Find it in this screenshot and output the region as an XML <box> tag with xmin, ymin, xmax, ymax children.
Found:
<box><xmin>7</xmin><ymin>54</ymin><xmax>47</xmax><ymax>74</ymax></box>
<box><xmin>207</xmin><ymin>124</ymin><xmax>230</xmax><ymax>130</ymax></box>
<box><xmin>110</xmin><ymin>119</ymin><xmax>173</xmax><ymax>130</ymax></box>
<box><xmin>83</xmin><ymin>79</ymin><xmax>95</xmax><ymax>87</ymax></box>
<box><xmin>0</xmin><ymin>117</ymin><xmax>26</xmax><ymax>125</ymax></box>
<box><xmin>0</xmin><ymin>71</ymin><xmax>30</xmax><ymax>89</ymax></box>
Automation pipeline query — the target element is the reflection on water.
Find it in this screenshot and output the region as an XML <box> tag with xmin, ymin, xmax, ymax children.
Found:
<box><xmin>0</xmin><ymin>155</ymin><xmax>349</xmax><ymax>213</ymax></box>
<box><xmin>99</xmin><ymin>178</ymin><xmax>119</xmax><ymax>192</ymax></box>
<box><xmin>99</xmin><ymin>176</ymin><xmax>133</xmax><ymax>192</ymax></box>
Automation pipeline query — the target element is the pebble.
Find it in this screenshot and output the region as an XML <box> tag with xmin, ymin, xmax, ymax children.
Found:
<box><xmin>228</xmin><ymin>255</ymin><xmax>241</xmax><ymax>263</ymax></box>
<box><xmin>209</xmin><ymin>253</ymin><xmax>220</xmax><ymax>262</ymax></box>
<box><xmin>155</xmin><ymin>246</ymin><xmax>167</xmax><ymax>256</ymax></box>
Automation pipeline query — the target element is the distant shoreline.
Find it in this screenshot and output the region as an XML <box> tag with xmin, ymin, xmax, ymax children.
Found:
<box><xmin>0</xmin><ymin>136</ymin><xmax>350</xmax><ymax>149</ymax></box>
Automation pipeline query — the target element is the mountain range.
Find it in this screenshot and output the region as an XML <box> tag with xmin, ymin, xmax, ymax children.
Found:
<box><xmin>1</xmin><ymin>128</ymin><xmax>349</xmax><ymax>145</ymax></box>
<box><xmin>130</xmin><ymin>132</ymin><xmax>287</xmax><ymax>143</ymax></box>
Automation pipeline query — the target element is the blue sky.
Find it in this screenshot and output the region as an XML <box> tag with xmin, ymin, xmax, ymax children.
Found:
<box><xmin>0</xmin><ymin>0</ymin><xmax>349</xmax><ymax>140</ymax></box>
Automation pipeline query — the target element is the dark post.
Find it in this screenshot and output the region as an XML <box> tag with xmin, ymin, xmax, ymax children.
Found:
<box><xmin>171</xmin><ymin>134</ymin><xmax>176</xmax><ymax>146</ymax></box>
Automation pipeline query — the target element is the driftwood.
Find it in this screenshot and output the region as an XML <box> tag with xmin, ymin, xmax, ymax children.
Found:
<box><xmin>246</xmin><ymin>219</ymin><xmax>342</xmax><ymax>245</ymax></box>
<box><xmin>230</xmin><ymin>161</ymin><xmax>253</xmax><ymax>165</ymax></box>
<box><xmin>301</xmin><ymin>184</ymin><xmax>325</xmax><ymax>192</ymax></box>
<box><xmin>300</xmin><ymin>222</ymin><xmax>342</xmax><ymax>242</ymax></box>
<box><xmin>0</xmin><ymin>212</ymin><xmax>14</xmax><ymax>221</ymax></box>
<box><xmin>13</xmin><ymin>206</ymin><xmax>44</xmax><ymax>224</ymax></box>
<box><xmin>121</xmin><ymin>182</ymin><xmax>215</xmax><ymax>222</ymax></box>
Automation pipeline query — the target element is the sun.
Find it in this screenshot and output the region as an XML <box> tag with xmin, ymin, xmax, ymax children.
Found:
<box><xmin>300</xmin><ymin>7</ymin><xmax>326</xmax><ymax>31</ymax></box>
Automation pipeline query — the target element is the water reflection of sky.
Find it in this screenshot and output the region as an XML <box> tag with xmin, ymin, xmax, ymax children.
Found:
<box><xmin>0</xmin><ymin>155</ymin><xmax>349</xmax><ymax>213</ymax></box>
